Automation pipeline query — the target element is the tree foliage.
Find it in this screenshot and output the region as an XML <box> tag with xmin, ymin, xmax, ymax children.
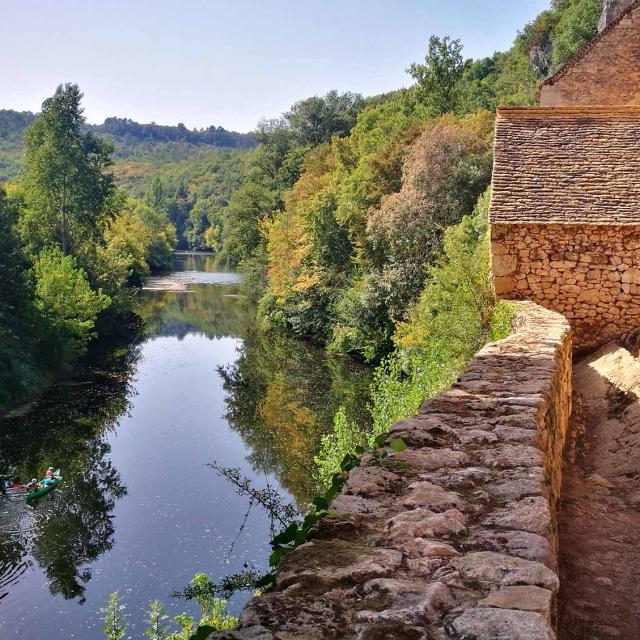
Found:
<box><xmin>20</xmin><ymin>83</ymin><xmax>115</xmax><ymax>257</ymax></box>
<box><xmin>408</xmin><ymin>36</ymin><xmax>467</xmax><ymax>115</ymax></box>
<box><xmin>33</xmin><ymin>248</ymin><xmax>111</xmax><ymax>360</ymax></box>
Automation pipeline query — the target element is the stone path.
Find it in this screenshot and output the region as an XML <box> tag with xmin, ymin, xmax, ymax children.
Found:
<box><xmin>558</xmin><ymin>342</ymin><xmax>640</xmax><ymax>639</ymax></box>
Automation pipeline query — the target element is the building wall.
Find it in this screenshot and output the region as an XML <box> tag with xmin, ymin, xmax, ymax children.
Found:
<box><xmin>539</xmin><ymin>5</ymin><xmax>640</xmax><ymax>106</ymax></box>
<box><xmin>213</xmin><ymin>302</ymin><xmax>571</xmax><ymax>640</ymax></box>
<box><xmin>492</xmin><ymin>223</ymin><xmax>640</xmax><ymax>349</ymax></box>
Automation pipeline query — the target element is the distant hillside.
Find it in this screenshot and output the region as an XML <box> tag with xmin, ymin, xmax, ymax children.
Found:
<box><xmin>0</xmin><ymin>109</ymin><xmax>255</xmax><ymax>181</ymax></box>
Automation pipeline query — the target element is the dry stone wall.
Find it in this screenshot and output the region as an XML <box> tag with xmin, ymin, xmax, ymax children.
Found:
<box><xmin>492</xmin><ymin>223</ymin><xmax>640</xmax><ymax>350</ymax></box>
<box><xmin>212</xmin><ymin>302</ymin><xmax>572</xmax><ymax>640</ymax></box>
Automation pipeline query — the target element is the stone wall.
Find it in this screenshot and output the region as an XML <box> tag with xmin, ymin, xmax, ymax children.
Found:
<box><xmin>492</xmin><ymin>223</ymin><xmax>640</xmax><ymax>350</ymax></box>
<box><xmin>539</xmin><ymin>3</ymin><xmax>640</xmax><ymax>106</ymax></box>
<box><xmin>213</xmin><ymin>301</ymin><xmax>572</xmax><ymax>640</ymax></box>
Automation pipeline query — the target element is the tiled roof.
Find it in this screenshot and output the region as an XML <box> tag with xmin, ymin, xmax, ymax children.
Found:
<box><xmin>542</xmin><ymin>0</ymin><xmax>640</xmax><ymax>88</ymax></box>
<box><xmin>490</xmin><ymin>107</ymin><xmax>640</xmax><ymax>225</ymax></box>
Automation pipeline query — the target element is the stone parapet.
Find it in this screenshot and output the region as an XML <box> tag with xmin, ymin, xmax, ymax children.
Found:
<box><xmin>492</xmin><ymin>223</ymin><xmax>640</xmax><ymax>350</ymax></box>
<box><xmin>213</xmin><ymin>301</ymin><xmax>572</xmax><ymax>640</ymax></box>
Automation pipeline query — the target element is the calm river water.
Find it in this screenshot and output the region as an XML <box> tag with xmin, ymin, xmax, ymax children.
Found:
<box><xmin>0</xmin><ymin>253</ymin><xmax>371</xmax><ymax>639</ymax></box>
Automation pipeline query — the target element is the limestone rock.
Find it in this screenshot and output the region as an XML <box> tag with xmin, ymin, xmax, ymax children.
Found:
<box><xmin>361</xmin><ymin>579</ymin><xmax>455</xmax><ymax>622</ymax></box>
<box><xmin>451</xmin><ymin>607</ymin><xmax>555</xmax><ymax>640</ymax></box>
<box><xmin>478</xmin><ymin>585</ymin><xmax>553</xmax><ymax>618</ymax></box>
<box><xmin>386</xmin><ymin>508</ymin><xmax>467</xmax><ymax>541</ymax></box>
<box><xmin>277</xmin><ymin>540</ymin><xmax>403</xmax><ymax>589</ymax></box>
<box><xmin>449</xmin><ymin>551</ymin><xmax>559</xmax><ymax>591</ymax></box>
<box><xmin>402</xmin><ymin>481</ymin><xmax>464</xmax><ymax>512</ymax></box>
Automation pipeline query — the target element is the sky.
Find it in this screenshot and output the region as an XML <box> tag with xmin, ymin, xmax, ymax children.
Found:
<box><xmin>1</xmin><ymin>0</ymin><xmax>550</xmax><ymax>132</ymax></box>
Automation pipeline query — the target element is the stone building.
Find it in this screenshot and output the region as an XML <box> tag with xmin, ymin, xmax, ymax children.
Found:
<box><xmin>491</xmin><ymin>0</ymin><xmax>640</xmax><ymax>349</ymax></box>
<box><xmin>539</xmin><ymin>0</ymin><xmax>640</xmax><ymax>106</ymax></box>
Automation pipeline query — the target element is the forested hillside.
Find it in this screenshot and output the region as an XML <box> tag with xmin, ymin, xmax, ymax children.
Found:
<box><xmin>0</xmin><ymin>110</ymin><xmax>255</xmax><ymax>248</ymax></box>
<box><xmin>210</xmin><ymin>0</ymin><xmax>603</xmax><ymax>481</ymax></box>
<box><xmin>0</xmin><ymin>0</ymin><xmax>601</xmax><ymax>416</ymax></box>
<box><xmin>0</xmin><ymin>110</ymin><xmax>254</xmax><ymax>179</ymax></box>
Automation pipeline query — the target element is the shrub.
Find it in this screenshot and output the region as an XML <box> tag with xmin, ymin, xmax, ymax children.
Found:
<box><xmin>33</xmin><ymin>248</ymin><xmax>111</xmax><ymax>362</ymax></box>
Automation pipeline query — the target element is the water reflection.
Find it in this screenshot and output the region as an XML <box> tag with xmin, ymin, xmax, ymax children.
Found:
<box><xmin>0</xmin><ymin>346</ymin><xmax>135</xmax><ymax>605</ymax></box>
<box><xmin>0</xmin><ymin>255</ymin><xmax>371</xmax><ymax>639</ymax></box>
<box><xmin>136</xmin><ymin>284</ymin><xmax>252</xmax><ymax>340</ymax></box>
<box><xmin>221</xmin><ymin>329</ymin><xmax>372</xmax><ymax>504</ymax></box>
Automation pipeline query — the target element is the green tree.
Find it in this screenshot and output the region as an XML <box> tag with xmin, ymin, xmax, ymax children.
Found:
<box><xmin>408</xmin><ymin>36</ymin><xmax>467</xmax><ymax>115</ymax></box>
<box><xmin>146</xmin><ymin>175</ymin><xmax>166</xmax><ymax>212</ymax></box>
<box><xmin>0</xmin><ymin>187</ymin><xmax>42</xmax><ymax>407</ymax></box>
<box><xmin>551</xmin><ymin>0</ymin><xmax>601</xmax><ymax>67</ymax></box>
<box><xmin>0</xmin><ymin>188</ymin><xmax>29</xmax><ymax>334</ymax></box>
<box><xmin>167</xmin><ymin>180</ymin><xmax>192</xmax><ymax>248</ymax></box>
<box><xmin>285</xmin><ymin>91</ymin><xmax>365</xmax><ymax>146</ymax></box>
<box><xmin>220</xmin><ymin>182</ymin><xmax>276</xmax><ymax>266</ymax></box>
<box><xmin>33</xmin><ymin>248</ymin><xmax>111</xmax><ymax>360</ymax></box>
<box><xmin>20</xmin><ymin>83</ymin><xmax>114</xmax><ymax>258</ymax></box>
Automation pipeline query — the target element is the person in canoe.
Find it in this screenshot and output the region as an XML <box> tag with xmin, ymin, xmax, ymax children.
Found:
<box><xmin>44</xmin><ymin>467</ymin><xmax>55</xmax><ymax>480</ymax></box>
<box><xmin>26</xmin><ymin>478</ymin><xmax>39</xmax><ymax>491</ymax></box>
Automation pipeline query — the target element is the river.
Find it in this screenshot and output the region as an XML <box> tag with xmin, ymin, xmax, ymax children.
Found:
<box><xmin>0</xmin><ymin>253</ymin><xmax>371</xmax><ymax>639</ymax></box>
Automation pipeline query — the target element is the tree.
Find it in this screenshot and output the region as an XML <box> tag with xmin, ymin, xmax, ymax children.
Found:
<box><xmin>0</xmin><ymin>187</ymin><xmax>37</xmax><ymax>406</ymax></box>
<box><xmin>220</xmin><ymin>182</ymin><xmax>276</xmax><ymax>266</ymax></box>
<box><xmin>0</xmin><ymin>188</ymin><xmax>29</xmax><ymax>330</ymax></box>
<box><xmin>33</xmin><ymin>248</ymin><xmax>111</xmax><ymax>360</ymax></box>
<box><xmin>167</xmin><ymin>180</ymin><xmax>192</xmax><ymax>248</ymax></box>
<box><xmin>408</xmin><ymin>36</ymin><xmax>467</xmax><ymax>115</ymax></box>
<box><xmin>20</xmin><ymin>83</ymin><xmax>115</xmax><ymax>258</ymax></box>
<box><xmin>146</xmin><ymin>175</ymin><xmax>166</xmax><ymax>212</ymax></box>
<box><xmin>551</xmin><ymin>0</ymin><xmax>601</xmax><ymax>67</ymax></box>
<box><xmin>285</xmin><ymin>91</ymin><xmax>365</xmax><ymax>146</ymax></box>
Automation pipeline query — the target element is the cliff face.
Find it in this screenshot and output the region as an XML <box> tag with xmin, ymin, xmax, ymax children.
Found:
<box><xmin>599</xmin><ymin>0</ymin><xmax>635</xmax><ymax>32</ymax></box>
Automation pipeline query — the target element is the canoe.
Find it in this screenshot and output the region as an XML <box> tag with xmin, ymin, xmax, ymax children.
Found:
<box><xmin>26</xmin><ymin>469</ymin><xmax>62</xmax><ymax>501</ymax></box>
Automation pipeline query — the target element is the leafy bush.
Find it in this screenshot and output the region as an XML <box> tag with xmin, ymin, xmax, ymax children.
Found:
<box><xmin>33</xmin><ymin>248</ymin><xmax>111</xmax><ymax>361</ymax></box>
<box><xmin>102</xmin><ymin>575</ymin><xmax>237</xmax><ymax>640</ymax></box>
<box><xmin>313</xmin><ymin>407</ymin><xmax>368</xmax><ymax>489</ymax></box>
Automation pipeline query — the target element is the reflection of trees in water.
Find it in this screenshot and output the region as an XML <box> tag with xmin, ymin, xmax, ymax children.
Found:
<box><xmin>0</xmin><ymin>342</ymin><xmax>137</xmax><ymax>602</ymax></box>
<box><xmin>136</xmin><ymin>285</ymin><xmax>254</xmax><ymax>340</ymax></box>
<box><xmin>31</xmin><ymin>439</ymin><xmax>127</xmax><ymax>602</ymax></box>
<box><xmin>220</xmin><ymin>328</ymin><xmax>372</xmax><ymax>503</ymax></box>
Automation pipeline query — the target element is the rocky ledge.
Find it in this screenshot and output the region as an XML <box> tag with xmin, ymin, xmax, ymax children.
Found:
<box><xmin>212</xmin><ymin>301</ymin><xmax>572</xmax><ymax>640</ymax></box>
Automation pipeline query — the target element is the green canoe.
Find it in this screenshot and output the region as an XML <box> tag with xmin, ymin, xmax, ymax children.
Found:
<box><xmin>26</xmin><ymin>469</ymin><xmax>62</xmax><ymax>501</ymax></box>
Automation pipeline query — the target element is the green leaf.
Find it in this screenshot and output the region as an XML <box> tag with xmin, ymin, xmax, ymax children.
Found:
<box><xmin>271</xmin><ymin>523</ymin><xmax>299</xmax><ymax>546</ymax></box>
<box><xmin>269</xmin><ymin>547</ymin><xmax>287</xmax><ymax>567</ymax></box>
<box><xmin>188</xmin><ymin>625</ymin><xmax>216</xmax><ymax>640</ymax></box>
<box><xmin>303</xmin><ymin>512</ymin><xmax>320</xmax><ymax>529</ymax></box>
<box><xmin>312</xmin><ymin>496</ymin><xmax>329</xmax><ymax>511</ymax></box>
<box><xmin>254</xmin><ymin>573</ymin><xmax>276</xmax><ymax>590</ymax></box>
<box><xmin>389</xmin><ymin>437</ymin><xmax>408</xmax><ymax>453</ymax></box>
<box><xmin>294</xmin><ymin>528</ymin><xmax>307</xmax><ymax>546</ymax></box>
<box><xmin>374</xmin><ymin>434</ymin><xmax>387</xmax><ymax>448</ymax></box>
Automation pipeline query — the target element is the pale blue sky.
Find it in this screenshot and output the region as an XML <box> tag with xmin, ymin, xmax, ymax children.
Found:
<box><xmin>1</xmin><ymin>0</ymin><xmax>550</xmax><ymax>132</ymax></box>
